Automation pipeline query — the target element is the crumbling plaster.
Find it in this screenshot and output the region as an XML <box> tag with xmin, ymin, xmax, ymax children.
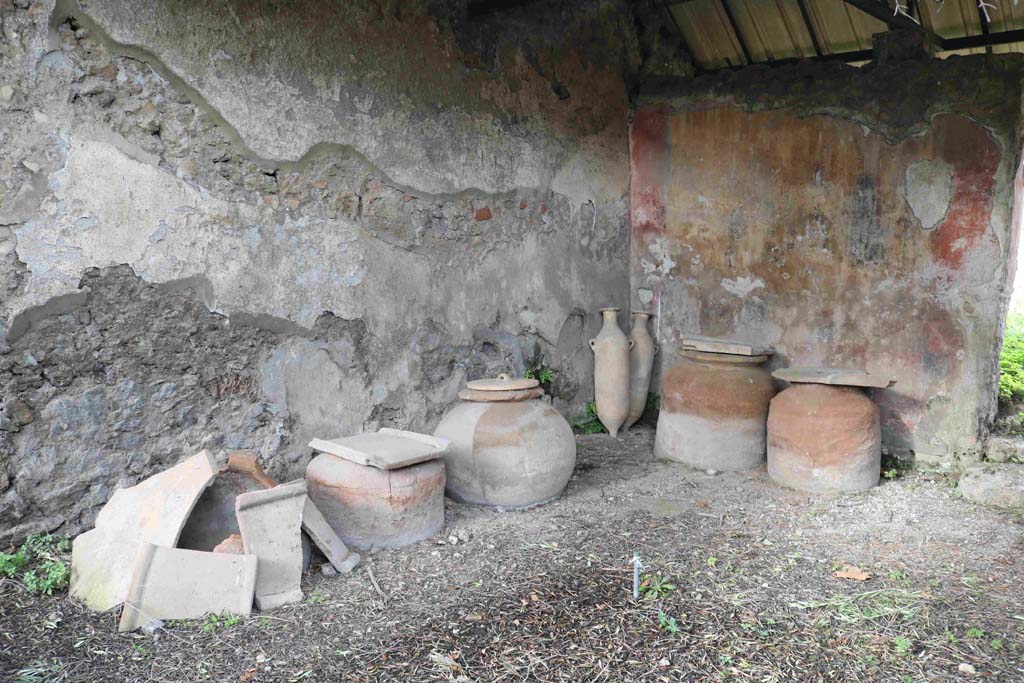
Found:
<box><xmin>632</xmin><ymin>58</ymin><xmax>1024</xmax><ymax>463</ymax></box>
<box><xmin>0</xmin><ymin>0</ymin><xmax>639</xmax><ymax>543</ymax></box>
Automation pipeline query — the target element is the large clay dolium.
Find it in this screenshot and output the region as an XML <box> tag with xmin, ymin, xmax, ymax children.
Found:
<box><xmin>433</xmin><ymin>375</ymin><xmax>576</xmax><ymax>508</ymax></box>
<box><xmin>624</xmin><ymin>311</ymin><xmax>656</xmax><ymax>430</ymax></box>
<box><xmin>589</xmin><ymin>307</ymin><xmax>631</xmax><ymax>437</ymax></box>
<box><xmin>655</xmin><ymin>350</ymin><xmax>775</xmax><ymax>470</ymax></box>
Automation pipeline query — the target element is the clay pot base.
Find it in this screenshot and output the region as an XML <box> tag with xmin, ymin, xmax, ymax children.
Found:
<box><xmin>445</xmin><ymin>489</ymin><xmax>565</xmax><ymax>511</ymax></box>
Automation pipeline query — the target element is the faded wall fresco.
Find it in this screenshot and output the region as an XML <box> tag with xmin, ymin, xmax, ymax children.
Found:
<box><xmin>632</xmin><ymin>58</ymin><xmax>1024</xmax><ymax>462</ymax></box>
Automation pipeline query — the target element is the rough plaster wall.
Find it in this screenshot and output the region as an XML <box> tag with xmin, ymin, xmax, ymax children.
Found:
<box><xmin>0</xmin><ymin>0</ymin><xmax>638</xmax><ymax>544</ymax></box>
<box><xmin>631</xmin><ymin>58</ymin><xmax>1024</xmax><ymax>463</ymax></box>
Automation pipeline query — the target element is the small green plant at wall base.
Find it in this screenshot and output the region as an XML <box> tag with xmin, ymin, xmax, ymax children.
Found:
<box><xmin>573</xmin><ymin>401</ymin><xmax>605</xmax><ymax>434</ymax></box>
<box><xmin>22</xmin><ymin>560</ymin><xmax>70</xmax><ymax>596</ymax></box>
<box><xmin>646</xmin><ymin>392</ymin><xmax>660</xmax><ymax>412</ymax></box>
<box><xmin>1</xmin><ymin>534</ymin><xmax>71</xmax><ymax>595</ymax></box>
<box><xmin>523</xmin><ymin>366</ymin><xmax>556</xmax><ymax>386</ymax></box>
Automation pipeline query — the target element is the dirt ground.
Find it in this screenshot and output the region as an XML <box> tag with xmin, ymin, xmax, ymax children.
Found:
<box><xmin>2</xmin><ymin>426</ymin><xmax>1023</xmax><ymax>682</ymax></box>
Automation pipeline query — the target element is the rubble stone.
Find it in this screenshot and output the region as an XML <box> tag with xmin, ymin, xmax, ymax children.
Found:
<box><xmin>986</xmin><ymin>437</ymin><xmax>1024</xmax><ymax>463</ymax></box>
<box><xmin>959</xmin><ymin>466</ymin><xmax>1024</xmax><ymax>509</ymax></box>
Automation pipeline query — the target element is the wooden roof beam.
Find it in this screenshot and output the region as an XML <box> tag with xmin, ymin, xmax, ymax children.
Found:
<box><xmin>796</xmin><ymin>0</ymin><xmax>823</xmax><ymax>56</ymax></box>
<box><xmin>719</xmin><ymin>0</ymin><xmax>753</xmax><ymax>64</ymax></box>
<box><xmin>840</xmin><ymin>0</ymin><xmax>943</xmax><ymax>47</ymax></box>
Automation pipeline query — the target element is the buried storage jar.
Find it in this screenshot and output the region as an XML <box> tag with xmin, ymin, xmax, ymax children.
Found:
<box><xmin>655</xmin><ymin>342</ymin><xmax>775</xmax><ymax>471</ymax></box>
<box><xmin>433</xmin><ymin>373</ymin><xmax>576</xmax><ymax>508</ymax></box>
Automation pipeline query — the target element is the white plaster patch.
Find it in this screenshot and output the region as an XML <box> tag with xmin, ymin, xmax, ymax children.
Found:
<box><xmin>721</xmin><ymin>276</ymin><xmax>765</xmax><ymax>297</ymax></box>
<box><xmin>645</xmin><ymin>236</ymin><xmax>677</xmax><ymax>277</ymax></box>
<box><xmin>11</xmin><ymin>134</ymin><xmax>371</xmax><ymax>328</ymax></box>
<box><xmin>905</xmin><ymin>158</ymin><xmax>954</xmax><ymax>230</ymax></box>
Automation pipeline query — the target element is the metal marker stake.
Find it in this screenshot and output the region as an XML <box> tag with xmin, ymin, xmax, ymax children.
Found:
<box><xmin>632</xmin><ymin>552</ymin><xmax>643</xmax><ymax>599</ymax></box>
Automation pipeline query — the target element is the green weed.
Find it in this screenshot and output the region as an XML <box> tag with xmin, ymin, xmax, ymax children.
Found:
<box><xmin>523</xmin><ymin>366</ymin><xmax>556</xmax><ymax>386</ymax></box>
<box><xmin>639</xmin><ymin>573</ymin><xmax>677</xmax><ymax>600</ymax></box>
<box><xmin>657</xmin><ymin>611</ymin><xmax>679</xmax><ymax>635</ymax></box>
<box><xmin>999</xmin><ymin>311</ymin><xmax>1024</xmax><ymax>408</ymax></box>
<box><xmin>1</xmin><ymin>535</ymin><xmax>71</xmax><ymax>595</ymax></box>
<box><xmin>573</xmin><ymin>401</ymin><xmax>605</xmax><ymax>434</ymax></box>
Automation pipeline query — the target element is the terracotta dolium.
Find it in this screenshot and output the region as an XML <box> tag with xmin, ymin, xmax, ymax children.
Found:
<box><xmin>625</xmin><ymin>311</ymin><xmax>656</xmax><ymax>430</ymax></box>
<box><xmin>590</xmin><ymin>307</ymin><xmax>631</xmax><ymax>437</ymax></box>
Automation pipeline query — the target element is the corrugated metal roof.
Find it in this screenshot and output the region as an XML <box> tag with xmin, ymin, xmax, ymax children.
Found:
<box><xmin>668</xmin><ymin>0</ymin><xmax>1024</xmax><ymax>70</ymax></box>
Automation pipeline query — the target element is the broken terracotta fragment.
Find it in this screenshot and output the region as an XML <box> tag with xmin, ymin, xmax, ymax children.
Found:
<box><xmin>772</xmin><ymin>366</ymin><xmax>896</xmax><ymax>389</ymax></box>
<box><xmin>213</xmin><ymin>533</ymin><xmax>245</xmax><ymax>555</ymax></box>
<box><xmin>118</xmin><ymin>543</ymin><xmax>257</xmax><ymax>632</ymax></box>
<box><xmin>178</xmin><ymin>450</ymin><xmax>277</xmax><ymax>552</ymax></box>
<box><xmin>302</xmin><ymin>498</ymin><xmax>360</xmax><ymax>573</ymax></box>
<box><xmin>308</xmin><ymin>429</ymin><xmax>449</xmax><ymax>471</ymax></box>
<box><xmin>71</xmin><ymin>450</ymin><xmax>219</xmax><ymax>612</ymax></box>
<box><xmin>236</xmin><ymin>480</ymin><xmax>307</xmax><ymax>610</ymax></box>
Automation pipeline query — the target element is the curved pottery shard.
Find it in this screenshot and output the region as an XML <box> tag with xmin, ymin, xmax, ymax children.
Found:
<box><xmin>589</xmin><ymin>307</ymin><xmax>631</xmax><ymax>437</ymax></box>
<box><xmin>624</xmin><ymin>311</ymin><xmax>656</xmax><ymax>430</ymax></box>
<box><xmin>236</xmin><ymin>480</ymin><xmax>308</xmax><ymax>610</ymax></box>
<box><xmin>118</xmin><ymin>543</ymin><xmax>257</xmax><ymax>632</ymax></box>
<box><xmin>70</xmin><ymin>450</ymin><xmax>219</xmax><ymax>612</ymax></box>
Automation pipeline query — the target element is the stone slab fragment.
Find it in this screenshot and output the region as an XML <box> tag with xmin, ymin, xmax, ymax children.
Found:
<box><xmin>236</xmin><ymin>480</ymin><xmax>306</xmax><ymax>610</ymax></box>
<box><xmin>71</xmin><ymin>450</ymin><xmax>219</xmax><ymax>612</ymax></box>
<box><xmin>986</xmin><ymin>437</ymin><xmax>1024</xmax><ymax>463</ymax></box>
<box><xmin>959</xmin><ymin>466</ymin><xmax>1024</xmax><ymax>509</ymax></box>
<box><xmin>681</xmin><ymin>335</ymin><xmax>770</xmax><ymax>357</ymax></box>
<box><xmin>118</xmin><ymin>543</ymin><xmax>257</xmax><ymax>632</ymax></box>
<box><xmin>302</xmin><ymin>498</ymin><xmax>360</xmax><ymax>573</ymax></box>
<box><xmin>308</xmin><ymin>428</ymin><xmax>449</xmax><ymax>471</ymax></box>
<box><xmin>772</xmin><ymin>367</ymin><xmax>896</xmax><ymax>389</ymax></box>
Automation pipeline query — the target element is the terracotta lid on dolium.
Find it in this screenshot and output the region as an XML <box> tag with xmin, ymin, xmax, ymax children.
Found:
<box><xmin>466</xmin><ymin>373</ymin><xmax>539</xmax><ymax>391</ymax></box>
<box><xmin>460</xmin><ymin>373</ymin><xmax>544</xmax><ymax>403</ymax></box>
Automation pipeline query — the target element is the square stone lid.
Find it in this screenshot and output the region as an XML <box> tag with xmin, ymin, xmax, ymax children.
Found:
<box><xmin>681</xmin><ymin>335</ymin><xmax>771</xmax><ymax>357</ymax></box>
<box><xmin>772</xmin><ymin>367</ymin><xmax>896</xmax><ymax>389</ymax></box>
<box><xmin>308</xmin><ymin>428</ymin><xmax>450</xmax><ymax>471</ymax></box>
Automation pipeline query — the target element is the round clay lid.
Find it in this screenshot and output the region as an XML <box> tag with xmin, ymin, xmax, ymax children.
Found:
<box><xmin>679</xmin><ymin>348</ymin><xmax>768</xmax><ymax>365</ymax></box>
<box><xmin>466</xmin><ymin>373</ymin><xmax>540</xmax><ymax>391</ymax></box>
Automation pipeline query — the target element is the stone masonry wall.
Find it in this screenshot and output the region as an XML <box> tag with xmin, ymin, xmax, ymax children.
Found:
<box><xmin>0</xmin><ymin>0</ymin><xmax>640</xmax><ymax>544</ymax></box>
<box><xmin>631</xmin><ymin>57</ymin><xmax>1024</xmax><ymax>463</ymax></box>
